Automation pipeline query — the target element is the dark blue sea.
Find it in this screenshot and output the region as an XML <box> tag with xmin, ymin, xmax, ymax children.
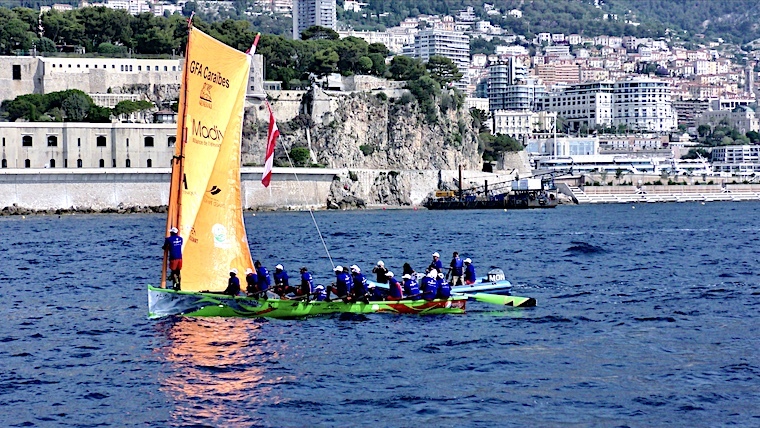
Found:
<box><xmin>2</xmin><ymin>202</ymin><xmax>759</xmax><ymax>427</ymax></box>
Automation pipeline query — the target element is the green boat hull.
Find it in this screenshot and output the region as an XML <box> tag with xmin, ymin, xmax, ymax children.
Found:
<box><xmin>148</xmin><ymin>285</ymin><xmax>467</xmax><ymax>318</ymax></box>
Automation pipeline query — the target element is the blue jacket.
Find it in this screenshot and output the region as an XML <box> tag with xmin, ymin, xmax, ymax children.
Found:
<box><xmin>387</xmin><ymin>277</ymin><xmax>403</xmax><ymax>299</ymax></box>
<box><xmin>163</xmin><ymin>235</ymin><xmax>183</xmax><ymax>260</ymax></box>
<box><xmin>464</xmin><ymin>264</ymin><xmax>476</xmax><ymax>283</ymax></box>
<box><xmin>224</xmin><ymin>276</ymin><xmax>240</xmax><ymax>296</ymax></box>
<box><xmin>300</xmin><ymin>271</ymin><xmax>314</xmax><ymax>295</ymax></box>
<box><xmin>257</xmin><ymin>266</ymin><xmax>271</xmax><ymax>291</ymax></box>
<box><xmin>274</xmin><ymin>270</ymin><xmax>289</xmax><ymax>287</ymax></box>
<box><xmin>422</xmin><ymin>278</ymin><xmax>438</xmax><ymax>300</ymax></box>
<box><xmin>429</xmin><ymin>259</ymin><xmax>443</xmax><ymax>272</ymax></box>
<box><xmin>314</xmin><ymin>286</ymin><xmax>327</xmax><ymax>301</ymax></box>
<box><xmin>335</xmin><ymin>272</ymin><xmax>353</xmax><ymax>296</ymax></box>
<box><xmin>352</xmin><ymin>272</ymin><xmax>369</xmax><ymax>296</ymax></box>
<box><xmin>437</xmin><ymin>278</ymin><xmax>451</xmax><ymax>299</ymax></box>
<box><xmin>403</xmin><ymin>278</ymin><xmax>421</xmax><ymax>300</ymax></box>
<box><xmin>245</xmin><ymin>272</ymin><xmax>258</xmax><ymax>292</ymax></box>
<box><xmin>450</xmin><ymin>257</ymin><xmax>463</xmax><ymax>276</ymax></box>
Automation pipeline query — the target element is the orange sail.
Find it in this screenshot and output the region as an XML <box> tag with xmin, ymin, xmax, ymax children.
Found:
<box><xmin>165</xmin><ymin>27</ymin><xmax>253</xmax><ymax>292</ymax></box>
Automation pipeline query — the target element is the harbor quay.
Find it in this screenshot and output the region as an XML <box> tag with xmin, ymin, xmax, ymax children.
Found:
<box><xmin>0</xmin><ymin>167</ymin><xmax>338</xmax><ymax>212</ymax></box>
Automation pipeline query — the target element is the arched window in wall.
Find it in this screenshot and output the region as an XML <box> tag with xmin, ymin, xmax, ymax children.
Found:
<box><xmin>77</xmin><ymin>159</ymin><xmax>83</xmax><ymax>168</ymax></box>
<box><xmin>49</xmin><ymin>159</ymin><xmax>55</xmax><ymax>168</ymax></box>
<box><xmin>25</xmin><ymin>159</ymin><xmax>30</xmax><ymax>168</ymax></box>
<box><xmin>99</xmin><ymin>159</ymin><xmax>105</xmax><ymax>168</ymax></box>
<box><xmin>147</xmin><ymin>159</ymin><xmax>152</xmax><ymax>168</ymax></box>
<box><xmin>47</xmin><ymin>136</ymin><xmax>58</xmax><ymax>147</ymax></box>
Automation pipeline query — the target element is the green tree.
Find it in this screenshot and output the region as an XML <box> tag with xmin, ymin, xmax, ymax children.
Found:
<box><xmin>289</xmin><ymin>147</ymin><xmax>311</xmax><ymax>166</ymax></box>
<box><xmin>0</xmin><ymin>8</ymin><xmax>35</xmax><ymax>54</ymax></box>
<box><xmin>300</xmin><ymin>25</ymin><xmax>339</xmax><ymax>41</ymax></box>
<box><xmin>425</xmin><ymin>55</ymin><xmax>462</xmax><ymax>86</ymax></box>
<box><xmin>36</xmin><ymin>37</ymin><xmax>57</xmax><ymax>53</ymax></box>
<box><xmin>367</xmin><ymin>42</ymin><xmax>390</xmax><ymax>57</ymax></box>
<box><xmin>62</xmin><ymin>92</ymin><xmax>93</xmax><ymax>122</ymax></box>
<box><xmin>310</xmin><ymin>48</ymin><xmax>338</xmax><ymax>76</ymax></box>
<box><xmin>368</xmin><ymin>52</ymin><xmax>387</xmax><ymax>76</ymax></box>
<box><xmin>697</xmin><ymin>124</ymin><xmax>711</xmax><ymax>138</ymax></box>
<box><xmin>388</xmin><ymin>55</ymin><xmax>426</xmax><ymax>80</ymax></box>
<box><xmin>356</xmin><ymin>55</ymin><xmax>373</xmax><ymax>74</ymax></box>
<box><xmin>336</xmin><ymin>36</ymin><xmax>369</xmax><ymax>75</ymax></box>
<box><xmin>747</xmin><ymin>130</ymin><xmax>760</xmax><ymax>144</ymax></box>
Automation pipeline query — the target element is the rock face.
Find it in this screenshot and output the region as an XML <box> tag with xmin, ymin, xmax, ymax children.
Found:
<box><xmin>242</xmin><ymin>86</ymin><xmax>486</xmax><ymax>207</ymax></box>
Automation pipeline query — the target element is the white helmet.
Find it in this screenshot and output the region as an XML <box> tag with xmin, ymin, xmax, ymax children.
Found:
<box><xmin>169</xmin><ymin>227</ymin><xmax>178</xmax><ymax>233</ymax></box>
<box><xmin>275</xmin><ymin>264</ymin><xmax>284</xmax><ymax>270</ymax></box>
<box><xmin>437</xmin><ymin>272</ymin><xmax>445</xmax><ymax>278</ymax></box>
<box><xmin>402</xmin><ymin>273</ymin><xmax>411</xmax><ymax>279</ymax></box>
<box><xmin>432</xmin><ymin>252</ymin><xmax>440</xmax><ymax>258</ymax></box>
<box><xmin>377</xmin><ymin>260</ymin><xmax>384</xmax><ymax>267</ymax></box>
<box><xmin>428</xmin><ymin>269</ymin><xmax>437</xmax><ymax>278</ymax></box>
<box><xmin>464</xmin><ymin>258</ymin><xmax>472</xmax><ymax>263</ymax></box>
<box><xmin>230</xmin><ymin>268</ymin><xmax>238</xmax><ymax>275</ymax></box>
<box><xmin>245</xmin><ymin>268</ymin><xmax>253</xmax><ymax>275</ymax></box>
<box><xmin>385</xmin><ymin>271</ymin><xmax>394</xmax><ymax>277</ymax></box>
<box><xmin>334</xmin><ymin>266</ymin><xmax>343</xmax><ymax>272</ymax></box>
<box><xmin>350</xmin><ymin>265</ymin><xmax>360</xmax><ymax>273</ymax></box>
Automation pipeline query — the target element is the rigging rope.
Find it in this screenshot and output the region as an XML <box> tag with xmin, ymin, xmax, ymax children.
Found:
<box><xmin>280</xmin><ymin>140</ymin><xmax>335</xmax><ymax>270</ymax></box>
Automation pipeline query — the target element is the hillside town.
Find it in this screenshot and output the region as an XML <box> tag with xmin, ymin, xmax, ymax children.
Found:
<box><xmin>1</xmin><ymin>0</ymin><xmax>760</xmax><ymax>180</ymax></box>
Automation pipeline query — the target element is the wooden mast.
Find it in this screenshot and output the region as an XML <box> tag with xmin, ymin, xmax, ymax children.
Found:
<box><xmin>161</xmin><ymin>14</ymin><xmax>194</xmax><ymax>288</ymax></box>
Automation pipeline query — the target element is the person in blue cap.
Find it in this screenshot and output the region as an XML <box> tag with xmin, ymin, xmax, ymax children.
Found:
<box><xmin>449</xmin><ymin>251</ymin><xmax>464</xmax><ymax>286</ymax></box>
<box><xmin>162</xmin><ymin>227</ymin><xmax>183</xmax><ymax>290</ymax></box>
<box><xmin>254</xmin><ymin>260</ymin><xmax>271</xmax><ymax>297</ymax></box>
<box><xmin>297</xmin><ymin>266</ymin><xmax>314</xmax><ymax>298</ymax></box>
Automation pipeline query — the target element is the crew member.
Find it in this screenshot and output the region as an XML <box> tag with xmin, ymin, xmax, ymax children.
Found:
<box><xmin>313</xmin><ymin>284</ymin><xmax>328</xmax><ymax>301</ymax></box>
<box><xmin>330</xmin><ymin>266</ymin><xmax>353</xmax><ymax>302</ymax></box>
<box><xmin>464</xmin><ymin>258</ymin><xmax>477</xmax><ymax>285</ymax></box>
<box><xmin>428</xmin><ymin>252</ymin><xmax>443</xmax><ymax>273</ymax></box>
<box><xmin>254</xmin><ymin>260</ymin><xmax>271</xmax><ymax>297</ymax></box>
<box><xmin>223</xmin><ymin>269</ymin><xmax>241</xmax><ymax>296</ymax></box>
<box><xmin>245</xmin><ymin>268</ymin><xmax>258</xmax><ymax>295</ymax></box>
<box><xmin>350</xmin><ymin>265</ymin><xmax>369</xmax><ymax>302</ymax></box>
<box><xmin>402</xmin><ymin>263</ymin><xmax>415</xmax><ymax>277</ymax></box>
<box><xmin>273</xmin><ymin>264</ymin><xmax>291</xmax><ymax>297</ymax></box>
<box><xmin>402</xmin><ymin>273</ymin><xmax>421</xmax><ymax>300</ymax></box>
<box><xmin>162</xmin><ymin>227</ymin><xmax>183</xmax><ymax>290</ymax></box>
<box><xmin>421</xmin><ymin>270</ymin><xmax>439</xmax><ymax>300</ymax></box>
<box><xmin>386</xmin><ymin>271</ymin><xmax>403</xmax><ymax>301</ymax></box>
<box><xmin>436</xmin><ymin>272</ymin><xmax>451</xmax><ymax>299</ymax></box>
<box><xmin>298</xmin><ymin>267</ymin><xmax>314</xmax><ymax>298</ymax></box>
<box><xmin>372</xmin><ymin>260</ymin><xmax>389</xmax><ymax>283</ymax></box>
<box><xmin>449</xmin><ymin>251</ymin><xmax>464</xmax><ymax>286</ymax></box>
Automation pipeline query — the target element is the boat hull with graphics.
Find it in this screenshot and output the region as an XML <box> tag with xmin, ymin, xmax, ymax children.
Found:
<box><xmin>148</xmin><ymin>285</ymin><xmax>468</xmax><ymax>318</ymax></box>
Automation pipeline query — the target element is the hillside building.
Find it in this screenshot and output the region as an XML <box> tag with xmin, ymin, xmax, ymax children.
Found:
<box><xmin>293</xmin><ymin>0</ymin><xmax>336</xmax><ymax>40</ymax></box>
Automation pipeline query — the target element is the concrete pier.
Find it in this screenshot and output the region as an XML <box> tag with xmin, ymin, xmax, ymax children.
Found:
<box><xmin>0</xmin><ymin>167</ymin><xmax>342</xmax><ymax>211</ymax></box>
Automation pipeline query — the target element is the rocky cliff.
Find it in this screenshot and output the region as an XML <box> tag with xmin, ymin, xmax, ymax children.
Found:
<box><xmin>242</xmin><ymin>86</ymin><xmax>526</xmax><ymax>207</ymax></box>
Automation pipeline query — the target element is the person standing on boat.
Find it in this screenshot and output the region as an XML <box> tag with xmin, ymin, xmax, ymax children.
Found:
<box><xmin>245</xmin><ymin>268</ymin><xmax>258</xmax><ymax>295</ymax></box>
<box><xmin>449</xmin><ymin>252</ymin><xmax>464</xmax><ymax>286</ymax></box>
<box><xmin>350</xmin><ymin>265</ymin><xmax>369</xmax><ymax>302</ymax></box>
<box><xmin>273</xmin><ymin>264</ymin><xmax>291</xmax><ymax>296</ymax></box>
<box><xmin>463</xmin><ymin>258</ymin><xmax>477</xmax><ymax>285</ymax></box>
<box><xmin>402</xmin><ymin>273</ymin><xmax>421</xmax><ymax>300</ymax></box>
<box><xmin>297</xmin><ymin>267</ymin><xmax>314</xmax><ymax>298</ymax></box>
<box><xmin>421</xmin><ymin>270</ymin><xmax>439</xmax><ymax>300</ymax></box>
<box><xmin>436</xmin><ymin>272</ymin><xmax>451</xmax><ymax>299</ymax></box>
<box><xmin>429</xmin><ymin>252</ymin><xmax>444</xmax><ymax>273</ymax></box>
<box><xmin>254</xmin><ymin>260</ymin><xmax>271</xmax><ymax>297</ymax></box>
<box><xmin>162</xmin><ymin>227</ymin><xmax>183</xmax><ymax>290</ymax></box>
<box><xmin>372</xmin><ymin>260</ymin><xmax>389</xmax><ymax>283</ymax></box>
<box><xmin>223</xmin><ymin>269</ymin><xmax>241</xmax><ymax>296</ymax></box>
<box><xmin>386</xmin><ymin>271</ymin><xmax>404</xmax><ymax>301</ymax></box>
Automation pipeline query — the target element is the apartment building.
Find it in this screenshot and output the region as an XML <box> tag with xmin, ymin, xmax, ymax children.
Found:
<box><xmin>293</xmin><ymin>0</ymin><xmax>336</xmax><ymax>39</ymax></box>
<box><xmin>540</xmin><ymin>82</ymin><xmax>614</xmax><ymax>131</ymax></box>
<box><xmin>696</xmin><ymin>105</ymin><xmax>759</xmax><ymax>134</ymax></box>
<box><xmin>612</xmin><ymin>78</ymin><xmax>677</xmax><ymax>132</ymax></box>
<box><xmin>492</xmin><ymin>110</ymin><xmax>557</xmax><ymax>139</ymax></box>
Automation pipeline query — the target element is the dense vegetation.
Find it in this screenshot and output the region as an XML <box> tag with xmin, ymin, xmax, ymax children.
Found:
<box><xmin>0</xmin><ymin>90</ymin><xmax>153</xmax><ymax>122</ymax></box>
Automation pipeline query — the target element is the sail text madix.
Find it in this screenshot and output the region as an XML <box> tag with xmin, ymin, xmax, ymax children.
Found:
<box><xmin>191</xmin><ymin>119</ymin><xmax>224</xmax><ymax>147</ymax></box>
<box><xmin>189</xmin><ymin>61</ymin><xmax>230</xmax><ymax>88</ymax></box>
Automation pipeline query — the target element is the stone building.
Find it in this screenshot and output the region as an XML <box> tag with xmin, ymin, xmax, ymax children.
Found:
<box><xmin>0</xmin><ymin>122</ymin><xmax>176</xmax><ymax>169</ymax></box>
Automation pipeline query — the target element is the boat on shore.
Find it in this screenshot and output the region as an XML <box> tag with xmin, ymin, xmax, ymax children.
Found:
<box><xmin>147</xmin><ymin>23</ymin><xmax>536</xmax><ymax>319</ymax></box>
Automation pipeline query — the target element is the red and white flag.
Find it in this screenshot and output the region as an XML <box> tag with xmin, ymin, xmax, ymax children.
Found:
<box><xmin>262</xmin><ymin>101</ymin><xmax>278</xmax><ymax>187</ymax></box>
